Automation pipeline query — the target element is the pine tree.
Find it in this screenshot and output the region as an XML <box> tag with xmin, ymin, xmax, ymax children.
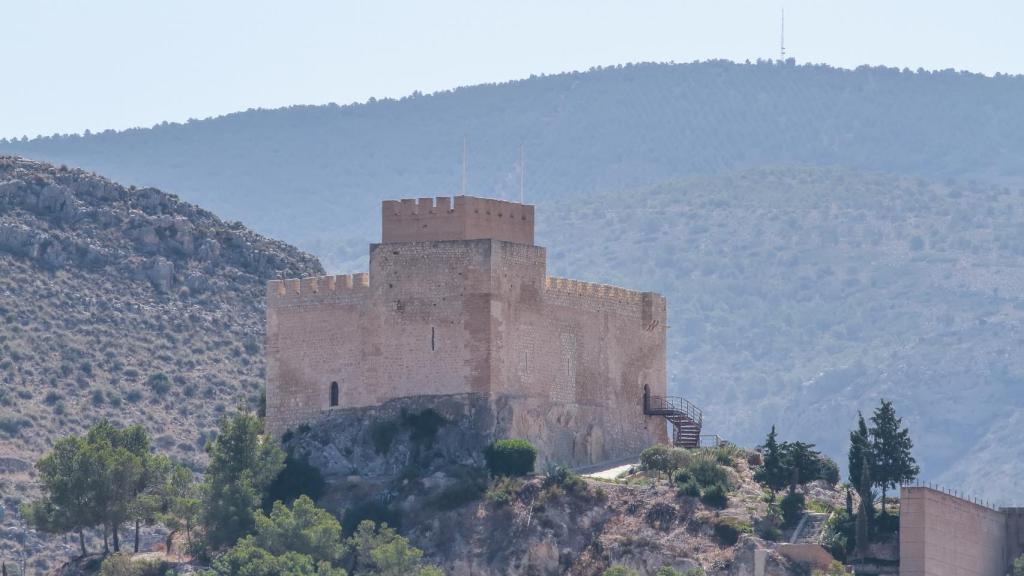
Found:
<box><xmin>848</xmin><ymin>412</ymin><xmax>874</xmax><ymax>520</ymax></box>
<box><xmin>780</xmin><ymin>441</ymin><xmax>822</xmax><ymax>493</ymax></box>
<box><xmin>754</xmin><ymin>426</ymin><xmax>788</xmax><ymax>501</ymax></box>
<box><xmin>869</xmin><ymin>399</ymin><xmax>919</xmax><ymax>512</ymax></box>
<box><xmin>202</xmin><ymin>413</ymin><xmax>286</xmax><ymax>550</ymax></box>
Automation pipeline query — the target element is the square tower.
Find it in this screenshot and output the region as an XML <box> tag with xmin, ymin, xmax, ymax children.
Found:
<box><xmin>266</xmin><ymin>195</ymin><xmax>668</xmax><ymax>467</ymax></box>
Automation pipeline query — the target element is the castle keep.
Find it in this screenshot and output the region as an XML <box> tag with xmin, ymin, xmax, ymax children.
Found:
<box><xmin>265</xmin><ymin>196</ymin><xmax>669</xmax><ymax>466</ymax></box>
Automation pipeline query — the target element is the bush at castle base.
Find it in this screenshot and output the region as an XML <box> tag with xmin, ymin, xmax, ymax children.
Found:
<box><xmin>484</xmin><ymin>439</ymin><xmax>537</xmax><ymax>477</ymax></box>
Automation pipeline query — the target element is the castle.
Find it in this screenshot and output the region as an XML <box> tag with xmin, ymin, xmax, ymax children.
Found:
<box><xmin>265</xmin><ymin>196</ymin><xmax>669</xmax><ymax>466</ymax></box>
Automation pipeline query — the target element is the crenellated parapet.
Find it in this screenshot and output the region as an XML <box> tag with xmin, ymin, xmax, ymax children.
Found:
<box><xmin>381</xmin><ymin>195</ymin><xmax>534</xmax><ymax>245</ymax></box>
<box><xmin>544</xmin><ymin>276</ymin><xmax>645</xmax><ymax>304</ymax></box>
<box><xmin>267</xmin><ymin>273</ymin><xmax>370</xmax><ymax>306</ymax></box>
<box><xmin>544</xmin><ymin>276</ymin><xmax>666</xmax><ymax>325</ymax></box>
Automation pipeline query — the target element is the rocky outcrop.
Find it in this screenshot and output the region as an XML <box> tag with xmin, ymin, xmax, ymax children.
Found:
<box><xmin>287</xmin><ymin>394</ymin><xmax>493</xmax><ymax>479</ymax></box>
<box><xmin>0</xmin><ymin>157</ymin><xmax>324</xmax><ymax>571</ymax></box>
<box><xmin>0</xmin><ymin>157</ymin><xmax>322</xmax><ymax>290</ymax></box>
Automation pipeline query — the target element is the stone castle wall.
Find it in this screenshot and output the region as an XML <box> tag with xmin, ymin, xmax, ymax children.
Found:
<box><xmin>266</xmin><ymin>195</ymin><xmax>667</xmax><ymax>467</ymax></box>
<box><xmin>900</xmin><ymin>487</ymin><xmax>1009</xmax><ymax>576</ymax></box>
<box><xmin>382</xmin><ymin>196</ymin><xmax>534</xmax><ymax>245</ymax></box>
<box><xmin>266</xmin><ymin>239</ymin><xmax>667</xmax><ymax>466</ymax></box>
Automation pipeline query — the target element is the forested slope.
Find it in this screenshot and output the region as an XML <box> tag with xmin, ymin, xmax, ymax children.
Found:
<box><xmin>3</xmin><ymin>61</ymin><xmax>1024</xmax><ymax>270</ymax></box>
<box><xmin>541</xmin><ymin>167</ymin><xmax>1024</xmax><ymax>502</ymax></box>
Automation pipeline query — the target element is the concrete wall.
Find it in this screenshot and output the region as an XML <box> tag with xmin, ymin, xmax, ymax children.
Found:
<box><xmin>266</xmin><ymin>200</ymin><xmax>667</xmax><ymax>465</ymax></box>
<box><xmin>900</xmin><ymin>487</ymin><xmax>1008</xmax><ymax>576</ymax></box>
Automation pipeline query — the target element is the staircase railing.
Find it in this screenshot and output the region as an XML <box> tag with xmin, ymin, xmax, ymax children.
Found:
<box><xmin>643</xmin><ymin>394</ymin><xmax>703</xmax><ymax>426</ymax></box>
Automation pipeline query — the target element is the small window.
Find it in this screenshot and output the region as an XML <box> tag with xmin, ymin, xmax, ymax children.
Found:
<box><xmin>431</xmin><ymin>327</ymin><xmax>435</xmax><ymax>351</ymax></box>
<box><xmin>329</xmin><ymin>382</ymin><xmax>339</xmax><ymax>407</ymax></box>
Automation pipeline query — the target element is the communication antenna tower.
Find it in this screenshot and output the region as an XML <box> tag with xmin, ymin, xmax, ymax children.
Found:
<box><xmin>518</xmin><ymin>143</ymin><xmax>525</xmax><ymax>204</ymax></box>
<box><xmin>780</xmin><ymin>8</ymin><xmax>786</xmax><ymax>61</ymax></box>
<box><xmin>461</xmin><ymin>134</ymin><xmax>468</xmax><ymax>196</ymax></box>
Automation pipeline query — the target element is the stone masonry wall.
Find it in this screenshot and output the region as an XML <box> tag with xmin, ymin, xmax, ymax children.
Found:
<box><xmin>266</xmin><ymin>231</ymin><xmax>668</xmax><ymax>466</ymax></box>
<box><xmin>382</xmin><ymin>196</ymin><xmax>534</xmax><ymax>245</ymax></box>
<box><xmin>900</xmin><ymin>487</ymin><xmax>1008</xmax><ymax>576</ymax></box>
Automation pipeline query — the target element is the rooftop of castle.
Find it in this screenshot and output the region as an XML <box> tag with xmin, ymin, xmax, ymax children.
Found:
<box><xmin>381</xmin><ymin>195</ymin><xmax>534</xmax><ymax>245</ymax></box>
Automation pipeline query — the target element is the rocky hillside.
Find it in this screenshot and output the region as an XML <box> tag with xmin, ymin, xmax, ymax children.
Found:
<box><xmin>540</xmin><ymin>167</ymin><xmax>1024</xmax><ymax>502</ymax></box>
<box><xmin>0</xmin><ymin>157</ymin><xmax>322</xmax><ymax>568</ymax></box>
<box><xmin>285</xmin><ymin>406</ymin><xmax>844</xmax><ymax>576</ymax></box>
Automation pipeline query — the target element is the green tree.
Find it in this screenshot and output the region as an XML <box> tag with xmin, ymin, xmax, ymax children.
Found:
<box><xmin>1013</xmin><ymin>554</ymin><xmax>1024</xmax><ymax>576</ymax></box>
<box><xmin>255</xmin><ymin>496</ymin><xmax>346</xmax><ymax>565</ymax></box>
<box><xmin>848</xmin><ymin>412</ymin><xmax>874</xmax><ymax>522</ymax></box>
<box><xmin>348</xmin><ymin>520</ymin><xmax>442</xmax><ymax>576</ymax></box>
<box><xmin>869</xmin><ymin>399</ymin><xmax>919</xmax><ymax>509</ymax></box>
<box><xmin>22</xmin><ymin>421</ymin><xmax>159</xmax><ymax>556</ymax></box>
<box><xmin>753</xmin><ymin>426</ymin><xmax>787</xmax><ymax>501</ymax></box>
<box><xmin>211</xmin><ymin>537</ymin><xmax>347</xmax><ymax>576</ymax></box>
<box><xmin>781</xmin><ymin>441</ymin><xmax>823</xmax><ymax>493</ymax></box>
<box><xmin>848</xmin><ymin>413</ymin><xmax>871</xmax><ymax>490</ymax></box>
<box><xmin>21</xmin><ymin>434</ymin><xmax>98</xmax><ymax>556</ymax></box>
<box><xmin>855</xmin><ymin>463</ymin><xmax>872</xmax><ymax>555</ymax></box>
<box><xmin>211</xmin><ymin>496</ymin><xmax>349</xmax><ymax>576</ymax></box>
<box><xmin>202</xmin><ymin>412</ymin><xmax>286</xmax><ymax>550</ymax></box>
<box><xmin>159</xmin><ymin>464</ymin><xmax>201</xmax><ymax>556</ymax></box>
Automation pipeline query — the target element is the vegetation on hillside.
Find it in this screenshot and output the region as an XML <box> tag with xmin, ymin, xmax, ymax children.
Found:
<box><xmin>812</xmin><ymin>400</ymin><xmax>918</xmax><ymax>561</ymax></box>
<box><xmin>3</xmin><ymin>61</ymin><xmax>1024</xmax><ymax>269</ymax></box>
<box><xmin>0</xmin><ymin>158</ymin><xmax>322</xmax><ymax>569</ymax></box>
<box><xmin>24</xmin><ymin>415</ymin><xmax>444</xmax><ymax>576</ymax></box>
<box><xmin>541</xmin><ymin>167</ymin><xmax>1024</xmax><ymax>502</ymax></box>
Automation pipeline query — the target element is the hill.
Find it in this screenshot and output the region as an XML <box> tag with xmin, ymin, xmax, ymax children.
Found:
<box><xmin>0</xmin><ymin>157</ymin><xmax>321</xmax><ymax>568</ymax></box>
<box><xmin>3</xmin><ymin>61</ymin><xmax>1024</xmax><ymax>270</ymax></box>
<box><xmin>540</xmin><ymin>167</ymin><xmax>1024</xmax><ymax>502</ymax></box>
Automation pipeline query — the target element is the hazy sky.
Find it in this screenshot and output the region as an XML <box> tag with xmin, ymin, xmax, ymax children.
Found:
<box><xmin>3</xmin><ymin>0</ymin><xmax>1021</xmax><ymax>139</ymax></box>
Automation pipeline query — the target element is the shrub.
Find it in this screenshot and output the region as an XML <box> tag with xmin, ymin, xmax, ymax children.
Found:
<box><xmin>0</xmin><ymin>412</ymin><xmax>32</xmax><ymax>437</ymax></box>
<box><xmin>818</xmin><ymin>456</ymin><xmax>840</xmax><ymax>485</ymax></box>
<box><xmin>484</xmin><ymin>439</ymin><xmax>537</xmax><ymax>477</ymax></box>
<box><xmin>370</xmin><ymin>420</ymin><xmax>398</xmax><ymax>454</ymax></box>
<box><xmin>758</xmin><ymin>524</ymin><xmax>783</xmax><ymax>542</ymax></box>
<box><xmin>677</xmin><ymin>478</ymin><xmax>701</xmax><ymax>498</ymax></box>
<box><xmin>99</xmin><ymin>554</ymin><xmax>170</xmax><ymax>576</ymax></box>
<box><xmin>687</xmin><ymin>458</ymin><xmax>730</xmax><ymax>489</ymax></box>
<box><xmin>781</xmin><ymin>492</ymin><xmax>806</xmax><ymax>527</ymax></box>
<box><xmin>645</xmin><ymin>502</ymin><xmax>677</xmax><ymax>530</ymax></box>
<box><xmin>714</xmin><ymin>517</ymin><xmax>750</xmax><ymax>546</ymax></box>
<box><xmin>672</xmin><ymin>468</ymin><xmax>692</xmax><ymax>486</ymax></box>
<box><xmin>640</xmin><ymin>444</ymin><xmax>690</xmax><ymax>476</ymax></box>
<box><xmin>146</xmin><ymin>372</ymin><xmax>171</xmax><ymax>394</ymax></box>
<box><xmin>486</xmin><ymin>476</ymin><xmax>522</xmax><ymax>507</ymax></box>
<box><xmin>543</xmin><ymin>464</ymin><xmax>589</xmax><ymax>496</ymax></box>
<box><xmin>701</xmin><ymin>483</ymin><xmax>729</xmax><ymax>509</ymax></box>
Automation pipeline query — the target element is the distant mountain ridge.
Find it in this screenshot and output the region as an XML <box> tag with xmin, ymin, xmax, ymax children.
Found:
<box><xmin>3</xmin><ymin>61</ymin><xmax>1024</xmax><ymax>270</ymax></box>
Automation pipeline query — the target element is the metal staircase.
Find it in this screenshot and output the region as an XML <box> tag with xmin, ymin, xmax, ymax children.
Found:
<box><xmin>643</xmin><ymin>392</ymin><xmax>703</xmax><ymax>449</ymax></box>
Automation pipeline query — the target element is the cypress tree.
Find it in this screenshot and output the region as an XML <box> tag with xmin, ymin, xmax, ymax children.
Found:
<box><xmin>869</xmin><ymin>399</ymin><xmax>919</xmax><ymax>512</ymax></box>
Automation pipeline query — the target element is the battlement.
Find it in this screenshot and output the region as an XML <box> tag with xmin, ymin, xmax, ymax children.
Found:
<box><xmin>267</xmin><ymin>273</ymin><xmax>370</xmax><ymax>303</ymax></box>
<box><xmin>381</xmin><ymin>195</ymin><xmax>534</xmax><ymax>245</ymax></box>
<box><xmin>544</xmin><ymin>276</ymin><xmax>646</xmax><ymax>304</ymax></box>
